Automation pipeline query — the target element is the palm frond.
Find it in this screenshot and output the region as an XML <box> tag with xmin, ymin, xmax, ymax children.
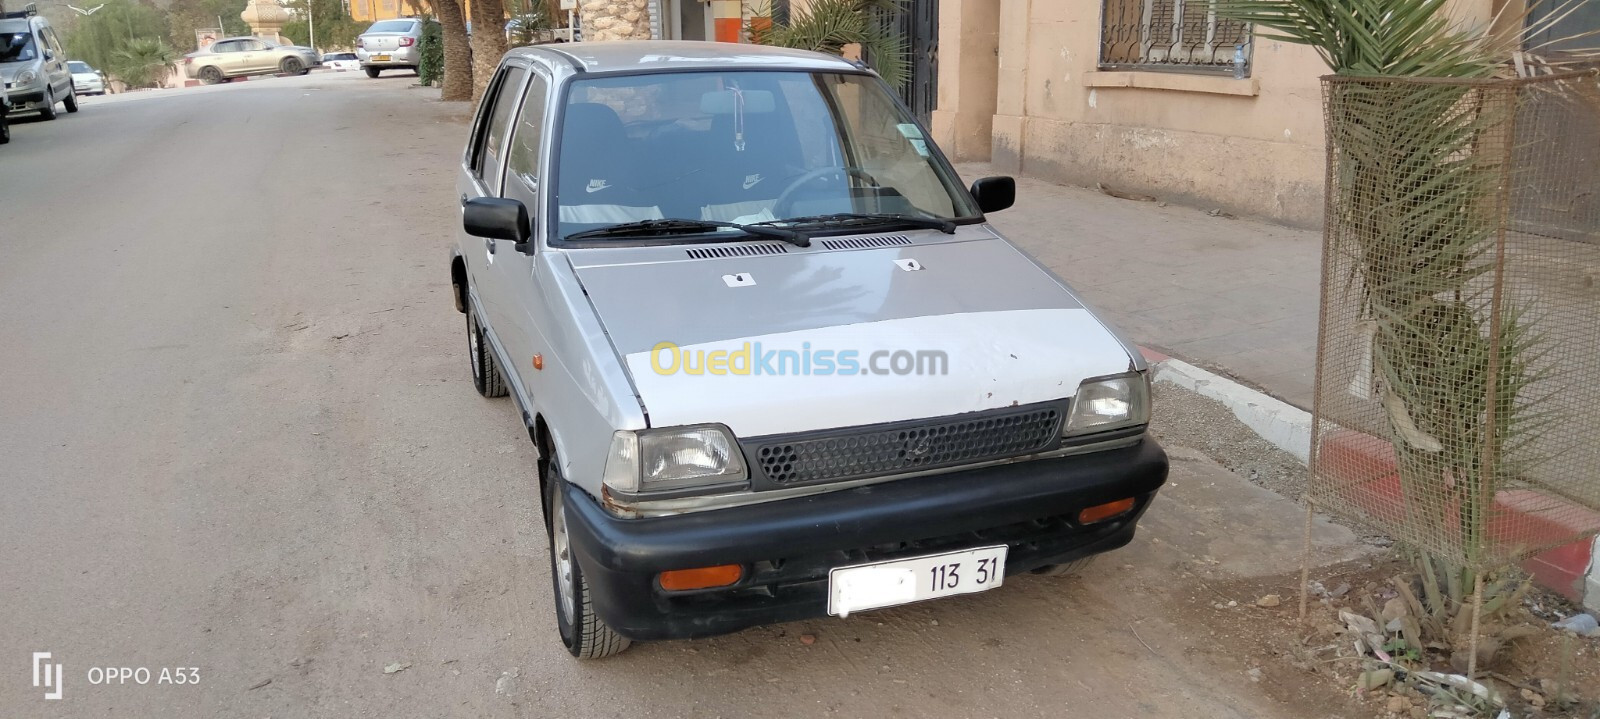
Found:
<box><xmin>753</xmin><ymin>0</ymin><xmax>909</xmax><ymax>89</ymax></box>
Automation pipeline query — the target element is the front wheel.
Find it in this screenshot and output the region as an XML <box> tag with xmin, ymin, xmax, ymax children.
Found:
<box><xmin>364</xmin><ymin>67</ymin><xmax>381</xmax><ymax>78</ymax></box>
<box><xmin>1030</xmin><ymin>555</ymin><xmax>1100</xmax><ymax>578</ymax></box>
<box><xmin>0</xmin><ymin>116</ymin><xmax>10</xmax><ymax>145</ymax></box>
<box><xmin>465</xmin><ymin>301</ymin><xmax>508</xmax><ymax>398</ymax></box>
<box><xmin>545</xmin><ymin>463</ymin><xmax>632</xmax><ymax>659</ymax></box>
<box><xmin>280</xmin><ymin>57</ymin><xmax>304</xmax><ymax>76</ymax></box>
<box><xmin>39</xmin><ymin>88</ymin><xmax>57</xmax><ymax>120</ymax></box>
<box><xmin>64</xmin><ymin>88</ymin><xmax>78</xmax><ymax>113</ymax></box>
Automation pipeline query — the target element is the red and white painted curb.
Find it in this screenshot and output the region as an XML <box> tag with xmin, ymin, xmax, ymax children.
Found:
<box><xmin>1145</xmin><ymin>352</ymin><xmax>1600</xmax><ymax>611</ymax></box>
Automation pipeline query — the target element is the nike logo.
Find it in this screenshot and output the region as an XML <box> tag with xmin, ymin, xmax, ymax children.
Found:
<box><xmin>586</xmin><ymin>179</ymin><xmax>610</xmax><ymax>193</ymax></box>
<box><xmin>742</xmin><ymin>174</ymin><xmax>763</xmax><ymax>190</ymax></box>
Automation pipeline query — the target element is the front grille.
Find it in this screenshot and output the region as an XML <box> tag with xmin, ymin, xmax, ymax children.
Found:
<box><xmin>747</xmin><ymin>402</ymin><xmax>1065</xmax><ymax>486</ymax></box>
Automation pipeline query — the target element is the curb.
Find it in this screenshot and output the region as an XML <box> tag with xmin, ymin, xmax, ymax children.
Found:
<box><xmin>1145</xmin><ymin>352</ymin><xmax>1598</xmax><ymax>611</ymax></box>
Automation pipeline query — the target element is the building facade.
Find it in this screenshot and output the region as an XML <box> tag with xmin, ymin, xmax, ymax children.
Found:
<box><xmin>930</xmin><ymin>0</ymin><xmax>1531</xmax><ymax>228</ymax></box>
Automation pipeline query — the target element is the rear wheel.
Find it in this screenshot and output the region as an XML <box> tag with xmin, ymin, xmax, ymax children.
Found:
<box><xmin>198</xmin><ymin>66</ymin><xmax>223</xmax><ymax>85</ymax></box>
<box><xmin>466</xmin><ymin>301</ymin><xmax>508</xmax><ymax>398</ymax></box>
<box><xmin>39</xmin><ymin>87</ymin><xmax>57</xmax><ymax>120</ymax></box>
<box><xmin>364</xmin><ymin>66</ymin><xmax>381</xmax><ymax>78</ymax></box>
<box><xmin>0</xmin><ymin>115</ymin><xmax>10</xmax><ymax>145</ymax></box>
<box><xmin>545</xmin><ymin>461</ymin><xmax>632</xmax><ymax>659</ymax></box>
<box><xmin>279</xmin><ymin>57</ymin><xmax>304</xmax><ymax>75</ymax></box>
<box><xmin>64</xmin><ymin>88</ymin><xmax>78</xmax><ymax>113</ymax></box>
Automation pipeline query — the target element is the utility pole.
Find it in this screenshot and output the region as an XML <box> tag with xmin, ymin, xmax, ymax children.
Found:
<box><xmin>308</xmin><ymin>0</ymin><xmax>316</xmax><ymax>51</ymax></box>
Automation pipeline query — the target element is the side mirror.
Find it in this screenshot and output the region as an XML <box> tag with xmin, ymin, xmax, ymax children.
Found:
<box><xmin>970</xmin><ymin>176</ymin><xmax>1016</xmax><ymax>214</ymax></box>
<box><xmin>44</xmin><ymin>49</ymin><xmax>55</xmax><ymax>61</ymax></box>
<box><xmin>463</xmin><ymin>197</ymin><xmax>532</xmax><ymax>249</ymax></box>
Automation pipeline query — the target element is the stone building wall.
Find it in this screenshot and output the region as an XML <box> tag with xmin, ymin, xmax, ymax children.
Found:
<box><xmin>579</xmin><ymin>0</ymin><xmax>652</xmax><ymax>41</ymax></box>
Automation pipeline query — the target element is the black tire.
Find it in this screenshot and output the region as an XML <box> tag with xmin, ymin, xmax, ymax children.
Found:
<box><xmin>364</xmin><ymin>66</ymin><xmax>381</xmax><ymax>78</ymax></box>
<box><xmin>0</xmin><ymin>117</ymin><xmax>10</xmax><ymax>145</ymax></box>
<box><xmin>1030</xmin><ymin>555</ymin><xmax>1100</xmax><ymax>578</ymax></box>
<box><xmin>39</xmin><ymin>88</ymin><xmax>57</xmax><ymax>120</ymax></box>
<box><xmin>545</xmin><ymin>462</ymin><xmax>632</xmax><ymax>659</ymax></box>
<box><xmin>466</xmin><ymin>301</ymin><xmax>508</xmax><ymax>398</ymax></box>
<box><xmin>198</xmin><ymin>66</ymin><xmax>223</xmax><ymax>85</ymax></box>
<box><xmin>280</xmin><ymin>57</ymin><xmax>304</xmax><ymax>76</ymax></box>
<box><xmin>63</xmin><ymin>88</ymin><xmax>78</xmax><ymax>113</ymax></box>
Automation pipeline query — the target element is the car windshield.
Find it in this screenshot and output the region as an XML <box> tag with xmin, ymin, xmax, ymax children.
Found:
<box><xmin>552</xmin><ymin>71</ymin><xmax>979</xmax><ymax>241</ymax></box>
<box><xmin>68</xmin><ymin>61</ymin><xmax>92</xmax><ymax>73</ymax></box>
<box><xmin>1</xmin><ymin>30</ymin><xmax>36</xmax><ymax>63</ymax></box>
<box><xmin>367</xmin><ymin>20</ymin><xmax>415</xmax><ymax>33</ymax></box>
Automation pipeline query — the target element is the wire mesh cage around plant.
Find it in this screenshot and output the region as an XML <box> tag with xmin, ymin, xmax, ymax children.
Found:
<box><xmin>1310</xmin><ymin>70</ymin><xmax>1600</xmax><ymax>571</ymax></box>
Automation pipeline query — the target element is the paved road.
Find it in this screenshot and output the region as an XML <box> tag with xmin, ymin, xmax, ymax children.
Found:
<box><xmin>0</xmin><ymin>73</ymin><xmax>1365</xmax><ymax>718</ymax></box>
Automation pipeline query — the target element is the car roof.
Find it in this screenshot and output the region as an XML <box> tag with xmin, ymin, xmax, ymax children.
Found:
<box><xmin>520</xmin><ymin>41</ymin><xmax>859</xmax><ymax>75</ymax></box>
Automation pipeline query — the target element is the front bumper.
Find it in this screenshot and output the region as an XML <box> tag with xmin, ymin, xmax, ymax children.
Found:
<box><xmin>4</xmin><ymin>87</ymin><xmax>45</xmax><ymax>109</ymax></box>
<box><xmin>563</xmin><ymin>437</ymin><xmax>1169</xmax><ymax>641</ymax></box>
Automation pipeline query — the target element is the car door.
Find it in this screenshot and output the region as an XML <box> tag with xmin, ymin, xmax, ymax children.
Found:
<box><xmin>41</xmin><ymin>27</ymin><xmax>69</xmax><ymax>95</ymax></box>
<box><xmin>207</xmin><ymin>40</ymin><xmax>240</xmax><ymax>73</ymax></box>
<box><xmin>457</xmin><ymin>62</ymin><xmax>531</xmax><ymax>377</ymax></box>
<box><xmin>490</xmin><ymin>68</ymin><xmax>555</xmax><ymax>396</ymax></box>
<box><xmin>237</xmin><ymin>39</ymin><xmax>268</xmax><ymax>73</ymax></box>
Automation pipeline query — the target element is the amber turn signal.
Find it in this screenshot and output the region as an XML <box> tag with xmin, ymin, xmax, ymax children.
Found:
<box><xmin>1078</xmin><ymin>498</ymin><xmax>1136</xmax><ymax>525</ymax></box>
<box><xmin>658</xmin><ymin>564</ymin><xmax>743</xmax><ymax>591</ymax></box>
<box><xmin>532</xmin><ymin>354</ymin><xmax>544</xmax><ymax>370</ymax></box>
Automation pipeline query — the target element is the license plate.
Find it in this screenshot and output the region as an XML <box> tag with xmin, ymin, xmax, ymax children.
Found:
<box><xmin>372</xmin><ymin>54</ymin><xmax>391</xmax><ymax>62</ymax></box>
<box><xmin>827</xmin><ymin>545</ymin><xmax>1007</xmax><ymax>617</ymax></box>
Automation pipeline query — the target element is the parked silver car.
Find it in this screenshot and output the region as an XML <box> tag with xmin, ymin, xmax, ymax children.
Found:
<box><xmin>449</xmin><ymin>42</ymin><xmax>1167</xmax><ymax>659</ymax></box>
<box><xmin>355</xmin><ymin>18</ymin><xmax>429</xmax><ymax>77</ymax></box>
<box><xmin>182</xmin><ymin>36</ymin><xmax>319</xmax><ymax>85</ymax></box>
<box><xmin>0</xmin><ymin>5</ymin><xmax>76</xmax><ymax>120</ymax></box>
<box><xmin>68</xmin><ymin>60</ymin><xmax>105</xmax><ymax>96</ymax></box>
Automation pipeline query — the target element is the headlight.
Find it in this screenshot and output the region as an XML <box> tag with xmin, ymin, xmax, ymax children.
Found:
<box><xmin>16</xmin><ymin>70</ymin><xmax>37</xmax><ymax>86</ymax></box>
<box><xmin>601</xmin><ymin>424</ymin><xmax>748</xmax><ymax>494</ymax></box>
<box><xmin>1065</xmin><ymin>373</ymin><xmax>1150</xmax><ymax>435</ymax></box>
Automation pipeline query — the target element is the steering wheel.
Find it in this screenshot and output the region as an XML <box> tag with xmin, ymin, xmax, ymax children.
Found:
<box><xmin>770</xmin><ymin>166</ymin><xmax>881</xmax><ymax>218</ymax></box>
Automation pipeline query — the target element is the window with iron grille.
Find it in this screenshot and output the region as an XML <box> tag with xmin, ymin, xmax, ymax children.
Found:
<box><xmin>1099</xmin><ymin>0</ymin><xmax>1253</xmax><ymax>75</ymax></box>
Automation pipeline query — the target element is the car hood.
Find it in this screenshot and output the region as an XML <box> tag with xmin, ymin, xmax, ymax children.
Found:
<box><xmin>567</xmin><ymin>230</ymin><xmax>1138</xmax><ymax>438</ymax></box>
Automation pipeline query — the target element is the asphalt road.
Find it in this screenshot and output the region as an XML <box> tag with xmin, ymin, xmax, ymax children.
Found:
<box><xmin>0</xmin><ymin>72</ymin><xmax>1368</xmax><ymax>718</ymax></box>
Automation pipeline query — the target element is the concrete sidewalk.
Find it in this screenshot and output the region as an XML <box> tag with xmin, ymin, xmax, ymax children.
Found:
<box><xmin>957</xmin><ymin>162</ymin><xmax>1322</xmax><ymax>409</ymax></box>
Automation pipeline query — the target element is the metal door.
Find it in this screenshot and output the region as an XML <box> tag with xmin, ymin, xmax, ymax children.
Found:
<box><xmin>872</xmin><ymin>0</ymin><xmax>938</xmax><ymax>126</ymax></box>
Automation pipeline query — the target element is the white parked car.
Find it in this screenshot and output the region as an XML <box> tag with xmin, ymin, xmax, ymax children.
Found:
<box><xmin>321</xmin><ymin>52</ymin><xmax>359</xmax><ymax>72</ymax></box>
<box><xmin>67</xmin><ymin>60</ymin><xmax>105</xmax><ymax>95</ymax></box>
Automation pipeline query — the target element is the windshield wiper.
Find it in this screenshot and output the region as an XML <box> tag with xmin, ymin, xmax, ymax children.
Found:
<box><xmin>750</xmin><ymin>212</ymin><xmax>957</xmax><ymax>235</ymax></box>
<box><xmin>564</xmin><ymin>218</ymin><xmax>810</xmax><ymax>247</ymax></box>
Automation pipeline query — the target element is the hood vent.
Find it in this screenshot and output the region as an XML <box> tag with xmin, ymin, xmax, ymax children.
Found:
<box><xmin>819</xmin><ymin>234</ymin><xmax>913</xmax><ymax>251</ymax></box>
<box><xmin>685</xmin><ymin>243</ymin><xmax>790</xmax><ymax>259</ymax></box>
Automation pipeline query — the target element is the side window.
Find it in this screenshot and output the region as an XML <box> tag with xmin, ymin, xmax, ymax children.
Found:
<box><xmin>212</xmin><ymin>40</ymin><xmax>237</xmax><ymax>53</ymax></box>
<box><xmin>506</xmin><ymin>73</ymin><xmax>550</xmax><ymax>195</ymax></box>
<box><xmin>241</xmin><ymin>39</ymin><xmax>266</xmax><ymax>51</ymax></box>
<box><xmin>470</xmin><ymin>66</ymin><xmax>527</xmax><ymax>190</ymax></box>
<box><xmin>44</xmin><ymin>28</ymin><xmax>64</xmax><ymax>57</ymax></box>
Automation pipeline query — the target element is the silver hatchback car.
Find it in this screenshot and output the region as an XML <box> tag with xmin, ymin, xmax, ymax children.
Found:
<box><xmin>355</xmin><ymin>17</ymin><xmax>430</xmax><ymax>77</ymax></box>
<box><xmin>449</xmin><ymin>42</ymin><xmax>1167</xmax><ymax>659</ymax></box>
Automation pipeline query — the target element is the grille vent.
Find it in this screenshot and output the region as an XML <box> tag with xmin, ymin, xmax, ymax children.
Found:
<box><xmin>750</xmin><ymin>403</ymin><xmax>1064</xmax><ymax>486</ymax></box>
<box><xmin>819</xmin><ymin>234</ymin><xmax>913</xmax><ymax>250</ymax></box>
<box><xmin>685</xmin><ymin>244</ymin><xmax>790</xmax><ymax>260</ymax></box>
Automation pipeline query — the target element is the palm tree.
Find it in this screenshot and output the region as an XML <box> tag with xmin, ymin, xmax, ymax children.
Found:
<box><xmin>112</xmin><ymin>37</ymin><xmax>176</xmax><ymax>88</ymax></box>
<box><xmin>424</xmin><ymin>0</ymin><xmax>473</xmax><ymax>101</ymax></box>
<box><xmin>752</xmin><ymin>0</ymin><xmax>909</xmax><ymax>89</ymax></box>
<box><xmin>1214</xmin><ymin>0</ymin><xmax>1590</xmax><ymax>665</ymax></box>
<box><xmin>469</xmin><ymin>0</ymin><xmax>509</xmax><ymax>101</ymax></box>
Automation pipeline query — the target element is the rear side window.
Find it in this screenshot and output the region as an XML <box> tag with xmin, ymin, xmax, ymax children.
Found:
<box><xmin>367</xmin><ymin>20</ymin><xmax>416</xmax><ymax>33</ymax></box>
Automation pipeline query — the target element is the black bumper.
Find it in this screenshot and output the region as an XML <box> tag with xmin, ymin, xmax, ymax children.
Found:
<box><xmin>7</xmin><ymin>90</ymin><xmax>44</xmax><ymax>107</ymax></box>
<box><xmin>562</xmin><ymin>437</ymin><xmax>1168</xmax><ymax>641</ymax></box>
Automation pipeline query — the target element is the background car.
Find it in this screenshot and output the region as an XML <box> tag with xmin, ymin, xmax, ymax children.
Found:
<box><xmin>355</xmin><ymin>18</ymin><xmax>432</xmax><ymax>77</ymax></box>
<box><xmin>0</xmin><ymin>5</ymin><xmax>76</xmax><ymax>120</ymax></box>
<box><xmin>181</xmin><ymin>36</ymin><xmax>320</xmax><ymax>85</ymax></box>
<box><xmin>67</xmin><ymin>60</ymin><xmax>105</xmax><ymax>96</ymax></box>
<box><xmin>321</xmin><ymin>51</ymin><xmax>359</xmax><ymax>72</ymax></box>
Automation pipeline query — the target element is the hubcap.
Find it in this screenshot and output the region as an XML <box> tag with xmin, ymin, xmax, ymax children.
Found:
<box><xmin>552</xmin><ymin>490</ymin><xmax>577</xmax><ymax>625</ymax></box>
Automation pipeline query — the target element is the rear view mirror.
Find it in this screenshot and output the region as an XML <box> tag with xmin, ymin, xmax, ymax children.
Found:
<box><xmin>463</xmin><ymin>197</ymin><xmax>531</xmax><ymax>248</ymax></box>
<box><xmin>970</xmin><ymin>176</ymin><xmax>1015</xmax><ymax>214</ymax></box>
